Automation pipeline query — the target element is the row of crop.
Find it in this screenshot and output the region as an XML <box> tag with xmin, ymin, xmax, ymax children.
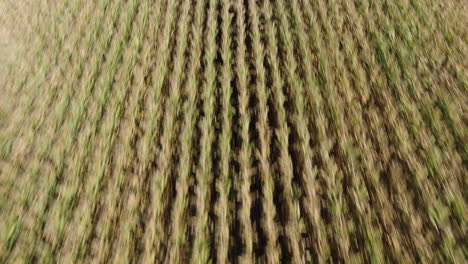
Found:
<box><xmin>384</xmin><ymin>0</ymin><xmax>465</xmax><ymax>260</ymax></box>
<box><xmin>166</xmin><ymin>0</ymin><xmax>206</xmax><ymax>262</ymax></box>
<box><xmin>191</xmin><ymin>0</ymin><xmax>218</xmax><ymax>262</ymax></box>
<box><xmin>19</xmin><ymin>4</ymin><xmax>118</xmax><ymax>259</ymax></box>
<box><xmin>38</xmin><ymin>1</ymin><xmax>126</xmax><ymax>262</ymax></box>
<box><xmin>92</xmin><ymin>0</ymin><xmax>151</xmax><ymax>262</ymax></box>
<box><xmin>214</xmin><ymin>0</ymin><xmax>234</xmax><ymax>262</ymax></box>
<box><xmin>139</xmin><ymin>0</ymin><xmax>180</xmax><ymax>262</ymax></box>
<box><xmin>67</xmin><ymin>0</ymin><xmax>140</xmax><ymax>261</ymax></box>
<box><xmin>151</xmin><ymin>0</ymin><xmax>193</xmax><ymax>261</ymax></box>
<box><xmin>0</xmin><ymin>0</ymin><xmax>96</xmax><ymax>261</ymax></box>
<box><xmin>340</xmin><ymin>0</ymin><xmax>401</xmax><ymax>261</ymax></box>
<box><xmin>234</xmin><ymin>0</ymin><xmax>255</xmax><ymax>262</ymax></box>
<box><xmin>0</xmin><ymin>0</ymin><xmax>84</xmax><ymax>170</ymax></box>
<box><xmin>248</xmin><ymin>0</ymin><xmax>280</xmax><ymax>262</ymax></box>
<box><xmin>113</xmin><ymin>0</ymin><xmax>166</xmax><ymax>262</ymax></box>
<box><xmin>356</xmin><ymin>0</ymin><xmax>452</xmax><ymax>261</ymax></box>
<box><xmin>0</xmin><ymin>0</ymin><xmax>79</xmax><ymax>212</ymax></box>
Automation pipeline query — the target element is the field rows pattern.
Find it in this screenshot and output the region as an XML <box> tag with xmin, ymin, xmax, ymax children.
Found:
<box><xmin>0</xmin><ymin>0</ymin><xmax>467</xmax><ymax>263</ymax></box>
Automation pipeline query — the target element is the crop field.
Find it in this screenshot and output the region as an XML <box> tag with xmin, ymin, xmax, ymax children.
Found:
<box><xmin>0</xmin><ymin>0</ymin><xmax>467</xmax><ymax>263</ymax></box>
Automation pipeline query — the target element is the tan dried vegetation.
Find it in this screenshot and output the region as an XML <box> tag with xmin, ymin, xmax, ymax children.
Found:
<box><xmin>0</xmin><ymin>0</ymin><xmax>467</xmax><ymax>263</ymax></box>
